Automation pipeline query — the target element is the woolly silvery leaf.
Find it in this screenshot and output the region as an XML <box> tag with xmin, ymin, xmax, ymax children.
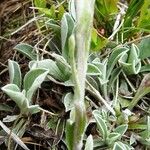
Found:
<box><xmin>119</xmin><ymin>44</ymin><xmax>141</xmax><ymax>74</ymax></box>
<box><xmin>64</xmin><ymin>92</ymin><xmax>74</xmax><ymax>112</ymax></box>
<box><xmin>24</xmin><ymin>68</ymin><xmax>49</xmax><ymax>101</ymax></box>
<box><xmin>14</xmin><ymin>43</ymin><xmax>37</xmax><ymax>60</ymax></box>
<box><xmin>29</xmin><ymin>59</ymin><xmax>67</xmax><ymax>81</ymax></box>
<box><xmin>108</xmin><ymin>132</ymin><xmax>121</xmax><ymax>145</ymax></box>
<box><xmin>107</xmin><ymin>46</ymin><xmax>129</xmax><ymax>78</ymax></box>
<box><xmin>93</xmin><ymin>110</ymin><xmax>108</xmax><ymax>140</ymax></box>
<box><xmin>61</xmin><ymin>13</ymin><xmax>75</xmax><ymax>60</ymax></box>
<box><xmin>2</xmin><ymin>84</ymin><xmax>29</xmax><ymax>114</ymax></box>
<box><xmin>114</xmin><ymin>124</ymin><xmax>128</xmax><ymax>137</ymax></box>
<box><xmin>84</xmin><ymin>135</ymin><xmax>93</xmax><ymax>150</ymax></box>
<box><xmin>87</xmin><ymin>63</ymin><xmax>102</xmax><ymax>76</ymax></box>
<box><xmin>69</xmin><ymin>0</ymin><xmax>76</xmax><ymax>20</ymax></box>
<box><xmin>8</xmin><ymin>60</ymin><xmax>22</xmax><ymax>88</ymax></box>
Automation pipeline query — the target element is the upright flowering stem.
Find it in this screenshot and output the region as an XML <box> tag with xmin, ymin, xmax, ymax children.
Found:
<box><xmin>66</xmin><ymin>0</ymin><xmax>95</xmax><ymax>150</ymax></box>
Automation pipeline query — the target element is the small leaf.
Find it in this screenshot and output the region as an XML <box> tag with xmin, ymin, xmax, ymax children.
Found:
<box><xmin>107</xmin><ymin>46</ymin><xmax>129</xmax><ymax>78</ymax></box>
<box><xmin>24</xmin><ymin>68</ymin><xmax>49</xmax><ymax>100</ymax></box>
<box><xmin>34</xmin><ymin>0</ymin><xmax>46</xmax><ymax>8</ymax></box>
<box><xmin>46</xmin><ymin>19</ymin><xmax>60</xmax><ymax>32</ymax></box>
<box><xmin>1</xmin><ymin>84</ymin><xmax>28</xmax><ymax>114</ymax></box>
<box><xmin>86</xmin><ymin>76</ymin><xmax>99</xmax><ymax>91</ymax></box>
<box><xmin>119</xmin><ymin>44</ymin><xmax>141</xmax><ymax>74</ymax></box>
<box><xmin>138</xmin><ymin>37</ymin><xmax>150</xmax><ymax>60</ymax></box>
<box><xmin>108</xmin><ymin>132</ymin><xmax>121</xmax><ymax>145</ymax></box>
<box><xmin>93</xmin><ymin>59</ymin><xmax>108</xmax><ymax>85</ymax></box>
<box><xmin>87</xmin><ymin>63</ymin><xmax>102</xmax><ymax>76</ymax></box>
<box><xmin>61</xmin><ymin>13</ymin><xmax>75</xmax><ymax>60</ymax></box>
<box><xmin>93</xmin><ymin>110</ymin><xmax>108</xmax><ymax>139</ymax></box>
<box><xmin>29</xmin><ymin>59</ymin><xmax>68</xmax><ymax>81</ymax></box>
<box><xmin>85</xmin><ymin>135</ymin><xmax>93</xmax><ymax>150</ymax></box>
<box><xmin>108</xmin><ymin>67</ymin><xmax>121</xmax><ymax>92</ymax></box>
<box><xmin>130</xmin><ymin>134</ymin><xmax>136</xmax><ymax>145</ymax></box>
<box><xmin>14</xmin><ymin>43</ymin><xmax>37</xmax><ymax>60</ymax></box>
<box><xmin>8</xmin><ymin>60</ymin><xmax>22</xmax><ymax>88</ymax></box>
<box><xmin>64</xmin><ymin>92</ymin><xmax>74</xmax><ymax>112</ymax></box>
<box><xmin>35</xmin><ymin>5</ymin><xmax>56</xmax><ymax>18</ymax></box>
<box><xmin>3</xmin><ymin>115</ymin><xmax>18</xmax><ymax>123</ymax></box>
<box><xmin>51</xmin><ymin>53</ymin><xmax>71</xmax><ymax>79</ymax></box>
<box><xmin>114</xmin><ymin>124</ymin><xmax>128</xmax><ymax>136</ymax></box>
<box><xmin>113</xmin><ymin>142</ymin><xmax>127</xmax><ymax>150</ymax></box>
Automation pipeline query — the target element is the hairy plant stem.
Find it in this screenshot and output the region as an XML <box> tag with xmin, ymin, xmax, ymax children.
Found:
<box><xmin>68</xmin><ymin>0</ymin><xmax>95</xmax><ymax>149</ymax></box>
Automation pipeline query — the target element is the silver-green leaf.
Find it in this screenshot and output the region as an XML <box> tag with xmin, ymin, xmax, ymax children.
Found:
<box><xmin>8</xmin><ymin>60</ymin><xmax>22</xmax><ymax>88</ymax></box>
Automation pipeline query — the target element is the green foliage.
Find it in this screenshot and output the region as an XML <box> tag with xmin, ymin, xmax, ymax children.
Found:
<box><xmin>2</xmin><ymin>64</ymin><xmax>48</xmax><ymax>115</ymax></box>
<box><xmin>93</xmin><ymin>110</ymin><xmax>129</xmax><ymax>148</ymax></box>
<box><xmin>91</xmin><ymin>28</ymin><xmax>108</xmax><ymax>51</ymax></box>
<box><xmin>34</xmin><ymin>0</ymin><xmax>46</xmax><ymax>8</ymax></box>
<box><xmin>124</xmin><ymin>0</ymin><xmax>144</xmax><ymax>28</ymax></box>
<box><xmin>1</xmin><ymin>0</ymin><xmax>150</xmax><ymax>150</ymax></box>
<box><xmin>138</xmin><ymin>0</ymin><xmax>150</xmax><ymax>29</ymax></box>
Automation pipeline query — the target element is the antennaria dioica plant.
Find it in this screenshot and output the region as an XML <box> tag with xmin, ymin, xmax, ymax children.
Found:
<box><xmin>65</xmin><ymin>0</ymin><xmax>95</xmax><ymax>149</ymax></box>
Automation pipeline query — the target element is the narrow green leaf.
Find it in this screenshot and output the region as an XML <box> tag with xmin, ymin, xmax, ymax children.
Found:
<box><xmin>138</xmin><ymin>0</ymin><xmax>150</xmax><ymax>29</ymax></box>
<box><xmin>66</xmin><ymin>120</ymin><xmax>75</xmax><ymax>150</ymax></box>
<box><xmin>124</xmin><ymin>0</ymin><xmax>144</xmax><ymax>27</ymax></box>
<box><xmin>147</xmin><ymin>116</ymin><xmax>150</xmax><ymax>138</ymax></box>
<box><xmin>28</xmin><ymin>105</ymin><xmax>40</xmax><ymax>114</ymax></box>
<box><xmin>108</xmin><ymin>67</ymin><xmax>121</xmax><ymax>92</ymax></box>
